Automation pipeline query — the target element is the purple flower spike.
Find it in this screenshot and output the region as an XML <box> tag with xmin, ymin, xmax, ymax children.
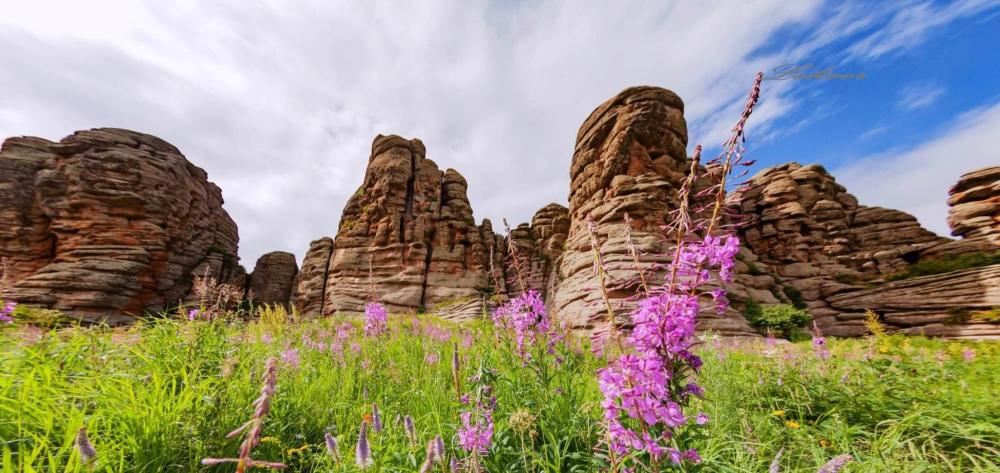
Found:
<box><xmin>356</xmin><ymin>421</ymin><xmax>372</xmax><ymax>468</ymax></box>
<box><xmin>817</xmin><ymin>454</ymin><xmax>853</xmax><ymax>473</ymax></box>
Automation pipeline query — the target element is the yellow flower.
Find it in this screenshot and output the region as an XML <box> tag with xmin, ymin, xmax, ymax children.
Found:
<box><xmin>287</xmin><ymin>444</ymin><xmax>310</xmax><ymax>456</ymax></box>
<box><xmin>772</xmin><ymin>410</ymin><xmax>785</xmax><ymax>417</ymax></box>
<box><xmin>785</xmin><ymin>420</ymin><xmax>800</xmax><ymax>429</ymax></box>
<box><xmin>260</xmin><ymin>436</ymin><xmax>279</xmax><ymax>444</ymax></box>
<box><xmin>819</xmin><ymin>438</ymin><xmax>831</xmax><ymax>447</ymax></box>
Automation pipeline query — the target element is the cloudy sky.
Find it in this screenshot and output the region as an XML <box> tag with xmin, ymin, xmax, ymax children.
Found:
<box><xmin>2</xmin><ymin>1</ymin><xmax>998</xmax><ymax>266</ymax></box>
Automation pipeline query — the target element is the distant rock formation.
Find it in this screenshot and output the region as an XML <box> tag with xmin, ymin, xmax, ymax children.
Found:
<box><xmin>289</xmin><ymin>135</ymin><xmax>500</xmax><ymax>319</ymax></box>
<box><xmin>739</xmin><ymin>162</ymin><xmax>999</xmax><ymax>338</ymax></box>
<box><xmin>506</xmin><ymin>203</ymin><xmax>570</xmax><ymax>300</ymax></box>
<box><xmin>248</xmin><ymin>251</ymin><xmax>298</xmax><ymax>308</ymax></box>
<box><xmin>948</xmin><ymin>166</ymin><xmax>1000</xmax><ymax>239</ymax></box>
<box><xmin>0</xmin><ymin>128</ymin><xmax>241</xmax><ymax>323</ymax></box>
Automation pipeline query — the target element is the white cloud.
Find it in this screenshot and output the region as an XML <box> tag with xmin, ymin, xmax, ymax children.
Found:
<box><xmin>897</xmin><ymin>83</ymin><xmax>946</xmax><ymax>110</ymax></box>
<box><xmin>834</xmin><ymin>100</ymin><xmax>1000</xmax><ymax>236</ymax></box>
<box><xmin>846</xmin><ymin>0</ymin><xmax>1000</xmax><ymax>60</ymax></box>
<box><xmin>0</xmin><ymin>0</ymin><xmax>988</xmax><ymax>266</ymax></box>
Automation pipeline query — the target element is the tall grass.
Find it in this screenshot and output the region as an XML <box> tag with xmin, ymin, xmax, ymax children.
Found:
<box><xmin>1</xmin><ymin>313</ymin><xmax>997</xmax><ymax>472</ymax></box>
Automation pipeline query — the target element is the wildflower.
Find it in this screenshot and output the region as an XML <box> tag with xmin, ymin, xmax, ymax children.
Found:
<box><xmin>201</xmin><ymin>358</ymin><xmax>286</xmax><ymax>472</ymax></box>
<box><xmin>356</xmin><ymin>421</ymin><xmax>372</xmax><ymax>468</ymax></box>
<box><xmin>286</xmin><ymin>445</ymin><xmax>309</xmax><ymax>456</ymax></box>
<box><xmin>403</xmin><ymin>415</ymin><xmax>417</xmax><ymax>446</ymax></box>
<box><xmin>772</xmin><ymin>410</ymin><xmax>785</xmax><ymax>417</ymax></box>
<box><xmin>458</xmin><ymin>385</ymin><xmax>496</xmax><ymax>455</ymax></box>
<box><xmin>371</xmin><ymin>403</ymin><xmax>383</xmax><ymax>433</ymax></box>
<box><xmin>280</xmin><ymin>348</ymin><xmax>300</xmax><ymax>368</ymax></box>
<box><xmin>449</xmin><ymin>456</ymin><xmax>460</xmax><ymax>472</ymax></box>
<box><xmin>425</xmin><ymin>352</ymin><xmax>440</xmax><ymax>365</ymax></box>
<box><xmin>418</xmin><ymin>438</ymin><xmax>438</xmax><ymax>473</ymax></box>
<box><xmin>324</xmin><ymin>432</ymin><xmax>340</xmax><ymax>463</ymax></box>
<box><xmin>963</xmin><ymin>348</ymin><xmax>976</xmax><ymax>362</ymax></box>
<box><xmin>0</xmin><ymin>301</ymin><xmax>15</xmax><ymax>324</ymax></box>
<box><xmin>75</xmin><ymin>427</ymin><xmax>97</xmax><ymax>466</ymax></box>
<box><xmin>187</xmin><ymin>308</ymin><xmax>199</xmax><ymax>321</ymax></box>
<box><xmin>769</xmin><ymin>447</ymin><xmax>784</xmax><ymax>473</ymax></box>
<box><xmin>695</xmin><ymin>413</ymin><xmax>709</xmax><ymax>425</ymax></box>
<box><xmin>816</xmin><ymin>454</ymin><xmax>853</xmax><ymax>473</ymax></box>
<box><xmin>785</xmin><ymin>420</ymin><xmax>800</xmax><ymax>429</ymax></box>
<box><xmin>811</xmin><ymin>322</ymin><xmax>830</xmax><ymax>360</ymax></box>
<box><xmin>433</xmin><ymin>435</ymin><xmax>446</xmax><ymax>464</ymax></box>
<box><xmin>490</xmin><ymin>289</ymin><xmax>553</xmax><ymax>361</ymax></box>
<box><xmin>364</xmin><ymin>301</ymin><xmax>388</xmax><ymax>337</ymax></box>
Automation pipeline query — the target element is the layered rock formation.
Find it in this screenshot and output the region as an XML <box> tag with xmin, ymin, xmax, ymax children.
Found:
<box><xmin>549</xmin><ymin>86</ymin><xmax>759</xmax><ymax>336</ymax></box>
<box><xmin>248</xmin><ymin>251</ymin><xmax>298</xmax><ymax>308</ymax></box>
<box><xmin>505</xmin><ymin>203</ymin><xmax>570</xmax><ymax>300</ymax></box>
<box><xmin>289</xmin><ymin>135</ymin><xmax>498</xmax><ymax>319</ymax></box>
<box><xmin>737</xmin><ymin>163</ymin><xmax>948</xmax><ymax>334</ymax></box>
<box><xmin>0</xmin><ymin>128</ymin><xmax>240</xmax><ymax>323</ymax></box>
<box><xmin>948</xmin><ymin>166</ymin><xmax>1000</xmax><ymax>239</ymax></box>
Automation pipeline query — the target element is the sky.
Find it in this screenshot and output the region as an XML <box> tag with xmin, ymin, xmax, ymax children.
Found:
<box><xmin>1</xmin><ymin>0</ymin><xmax>998</xmax><ymax>267</ymax></box>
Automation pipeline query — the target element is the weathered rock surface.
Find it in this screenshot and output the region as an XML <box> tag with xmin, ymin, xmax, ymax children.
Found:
<box><xmin>291</xmin><ymin>237</ymin><xmax>334</xmax><ymax>316</ymax></box>
<box><xmin>0</xmin><ymin>128</ymin><xmax>240</xmax><ymax>323</ymax></box>
<box><xmin>550</xmin><ymin>86</ymin><xmax>757</xmax><ymax>336</ymax></box>
<box><xmin>737</xmin><ymin>162</ymin><xmax>947</xmax><ymax>333</ymax></box>
<box><xmin>320</xmin><ymin>135</ymin><xmax>497</xmax><ymax>319</ymax></box>
<box><xmin>248</xmin><ymin>251</ymin><xmax>298</xmax><ymax>308</ymax></box>
<box><xmin>506</xmin><ymin>203</ymin><xmax>570</xmax><ymax>299</ymax></box>
<box><xmin>828</xmin><ymin>265</ymin><xmax>1000</xmax><ymax>339</ymax></box>
<box><xmin>948</xmin><ymin>166</ymin><xmax>1000</xmax><ymax>239</ymax></box>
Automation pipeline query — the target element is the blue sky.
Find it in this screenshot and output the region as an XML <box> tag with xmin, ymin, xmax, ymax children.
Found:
<box><xmin>1</xmin><ymin>0</ymin><xmax>998</xmax><ymax>263</ymax></box>
<box><xmin>751</xmin><ymin>1</ymin><xmax>1000</xmax><ymax>168</ymax></box>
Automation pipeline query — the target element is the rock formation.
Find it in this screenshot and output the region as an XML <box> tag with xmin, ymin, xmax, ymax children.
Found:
<box><xmin>505</xmin><ymin>203</ymin><xmax>570</xmax><ymax>300</ymax></box>
<box><xmin>0</xmin><ymin>128</ymin><xmax>241</xmax><ymax>323</ymax></box>
<box><xmin>948</xmin><ymin>166</ymin><xmax>1000</xmax><ymax>239</ymax></box>
<box><xmin>304</xmin><ymin>135</ymin><xmax>497</xmax><ymax>319</ymax></box>
<box><xmin>291</xmin><ymin>237</ymin><xmax>334</xmax><ymax>316</ymax></box>
<box><xmin>248</xmin><ymin>251</ymin><xmax>298</xmax><ymax>308</ymax></box>
<box><xmin>549</xmin><ymin>86</ymin><xmax>759</xmax><ymax>336</ymax></box>
<box><xmin>737</xmin><ymin>162</ymin><xmax>948</xmax><ymax>334</ymax></box>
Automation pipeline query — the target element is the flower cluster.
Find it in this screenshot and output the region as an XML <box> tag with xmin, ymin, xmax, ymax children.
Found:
<box><xmin>364</xmin><ymin>301</ymin><xmax>388</xmax><ymax>337</ymax></box>
<box><xmin>457</xmin><ymin>388</ymin><xmax>496</xmax><ymax>454</ymax></box>
<box><xmin>0</xmin><ymin>300</ymin><xmax>15</xmax><ymax>324</ymax></box>
<box><xmin>491</xmin><ymin>289</ymin><xmax>559</xmax><ymax>360</ymax></box>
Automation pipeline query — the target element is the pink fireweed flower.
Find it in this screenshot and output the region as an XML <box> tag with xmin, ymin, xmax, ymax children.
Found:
<box><xmin>356</xmin><ymin>421</ymin><xmax>372</xmax><ymax>468</ymax></box>
<box><xmin>364</xmin><ymin>301</ymin><xmax>388</xmax><ymax>337</ymax></box>
<box><xmin>817</xmin><ymin>453</ymin><xmax>853</xmax><ymax>473</ymax></box>
<box><xmin>695</xmin><ymin>413</ymin><xmax>709</xmax><ymax>425</ymax></box>
<box><xmin>425</xmin><ymin>352</ymin><xmax>440</xmax><ymax>365</ymax></box>
<box><xmin>963</xmin><ymin>348</ymin><xmax>976</xmax><ymax>362</ymax></box>
<box><xmin>811</xmin><ymin>322</ymin><xmax>830</xmax><ymax>360</ymax></box>
<box><xmin>491</xmin><ymin>289</ymin><xmax>561</xmax><ymax>361</ymax></box>
<box><xmin>187</xmin><ymin>308</ymin><xmax>199</xmax><ymax>321</ymax></box>
<box><xmin>457</xmin><ymin>386</ymin><xmax>496</xmax><ymax>455</ymax></box>
<box><xmin>280</xmin><ymin>348</ymin><xmax>300</xmax><ymax>368</ymax></box>
<box><xmin>0</xmin><ymin>301</ymin><xmax>16</xmax><ymax>324</ymax></box>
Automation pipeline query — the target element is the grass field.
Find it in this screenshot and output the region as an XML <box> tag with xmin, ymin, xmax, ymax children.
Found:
<box><xmin>1</xmin><ymin>310</ymin><xmax>998</xmax><ymax>472</ymax></box>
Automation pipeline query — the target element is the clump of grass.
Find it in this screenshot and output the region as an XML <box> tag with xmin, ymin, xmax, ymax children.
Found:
<box><xmin>886</xmin><ymin>251</ymin><xmax>1000</xmax><ymax>282</ymax></box>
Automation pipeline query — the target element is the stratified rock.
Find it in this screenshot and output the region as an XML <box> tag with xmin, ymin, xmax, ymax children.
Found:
<box><xmin>506</xmin><ymin>203</ymin><xmax>570</xmax><ymax>299</ymax></box>
<box><xmin>948</xmin><ymin>166</ymin><xmax>1000</xmax><ymax>239</ymax></box>
<box><xmin>737</xmin><ymin>162</ymin><xmax>947</xmax><ymax>331</ymax></box>
<box><xmin>248</xmin><ymin>251</ymin><xmax>298</xmax><ymax>308</ymax></box>
<box><xmin>323</xmin><ymin>135</ymin><xmax>494</xmax><ymax>319</ymax></box>
<box><xmin>291</xmin><ymin>237</ymin><xmax>334</xmax><ymax>316</ymax></box>
<box><xmin>0</xmin><ymin>128</ymin><xmax>240</xmax><ymax>323</ymax></box>
<box><xmin>828</xmin><ymin>265</ymin><xmax>1000</xmax><ymax>339</ymax></box>
<box><xmin>551</xmin><ymin>86</ymin><xmax>756</xmax><ymax>335</ymax></box>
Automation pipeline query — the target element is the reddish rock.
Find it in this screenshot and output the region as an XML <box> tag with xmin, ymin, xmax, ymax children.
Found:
<box><xmin>248</xmin><ymin>251</ymin><xmax>298</xmax><ymax>308</ymax></box>
<box><xmin>0</xmin><ymin>128</ymin><xmax>240</xmax><ymax>323</ymax></box>
<box><xmin>948</xmin><ymin>166</ymin><xmax>1000</xmax><ymax>239</ymax></box>
<box><xmin>551</xmin><ymin>86</ymin><xmax>757</xmax><ymax>335</ymax></box>
<box><xmin>291</xmin><ymin>237</ymin><xmax>334</xmax><ymax>316</ymax></box>
<box><xmin>322</xmin><ymin>135</ymin><xmax>497</xmax><ymax>319</ymax></box>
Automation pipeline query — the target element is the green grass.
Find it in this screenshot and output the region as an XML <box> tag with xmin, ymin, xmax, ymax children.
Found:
<box><xmin>1</xmin><ymin>315</ymin><xmax>998</xmax><ymax>472</ymax></box>
<box><xmin>886</xmin><ymin>252</ymin><xmax>1000</xmax><ymax>282</ymax></box>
